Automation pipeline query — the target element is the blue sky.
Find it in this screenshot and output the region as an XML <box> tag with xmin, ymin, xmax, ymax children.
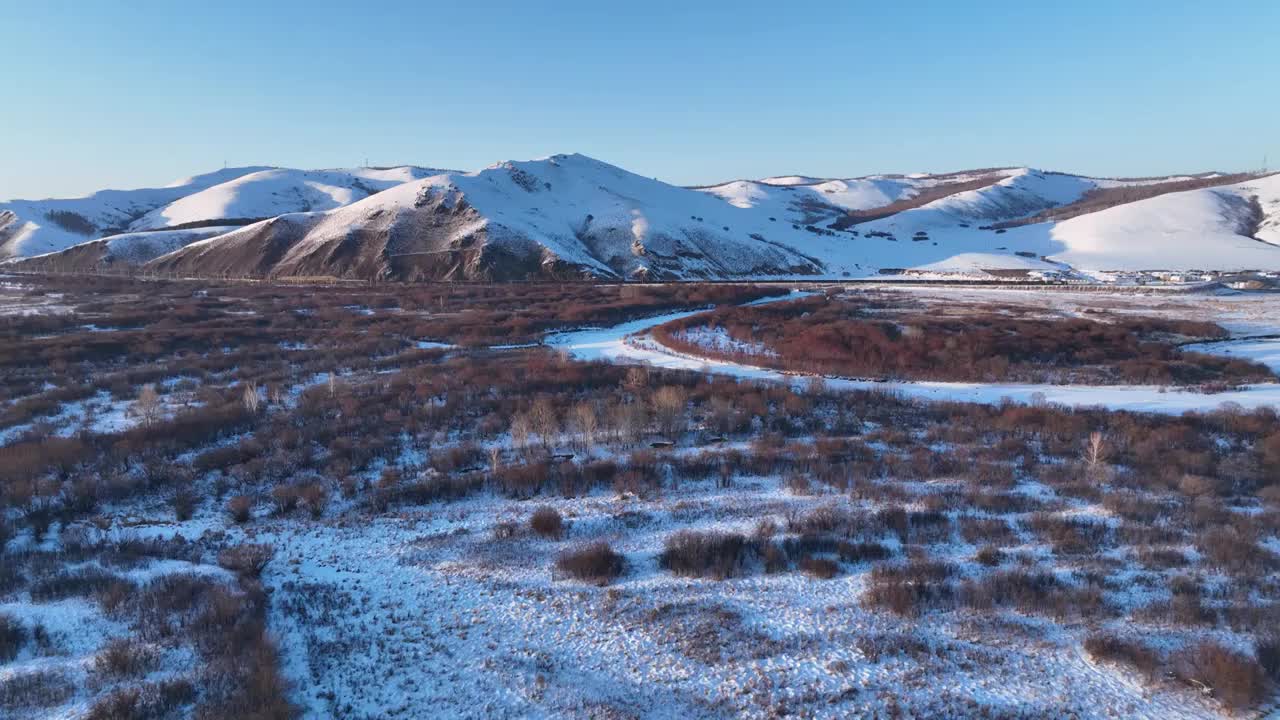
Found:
<box><xmin>2</xmin><ymin>0</ymin><xmax>1276</xmax><ymax>199</ymax></box>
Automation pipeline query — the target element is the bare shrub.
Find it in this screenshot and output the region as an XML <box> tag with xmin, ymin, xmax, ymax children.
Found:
<box><xmin>975</xmin><ymin>545</ymin><xmax>1005</xmax><ymax>567</ymax></box>
<box><xmin>1025</xmin><ymin>513</ymin><xmax>1110</xmax><ymax>556</ymax></box>
<box><xmin>762</xmin><ymin>542</ymin><xmax>789</xmax><ymax>573</ymax></box>
<box><xmin>836</xmin><ymin>541</ymin><xmax>891</xmax><ymax>563</ymax></box>
<box><xmin>0</xmin><ymin>668</ymin><xmax>75</xmax><ymax>710</ymax></box>
<box><xmin>173</xmin><ymin>487</ymin><xmax>197</xmax><ymax>521</ymax></box>
<box><xmin>862</xmin><ymin>561</ymin><xmax>956</xmax><ymax>616</ymax></box>
<box><xmin>270</xmin><ymin>484</ymin><xmax>299</xmax><ymax>514</ymax></box>
<box><xmin>86</xmin><ymin>688</ymin><xmax>145</xmax><ymax>720</ymax></box>
<box><xmin>226</xmin><ymin>495</ymin><xmax>253</xmax><ymax>524</ymax></box>
<box><xmin>93</xmin><ymin>637</ymin><xmax>158</xmax><ymax>679</ymax></box>
<box><xmin>298</xmin><ymin>482</ymin><xmax>328</xmax><ymax>519</ymax></box>
<box><xmin>1083</xmin><ymin>632</ymin><xmax>1161</xmax><ymax>679</ymax></box>
<box><xmin>1199</xmin><ymin>527</ymin><xmax>1277</xmax><ymax>576</ymax></box>
<box><xmin>799</xmin><ymin>556</ymin><xmax>839</xmax><ymax>579</ymax></box>
<box><xmin>86</xmin><ymin>679</ymin><xmax>196</xmax><ymax>720</ymax></box>
<box><xmin>529</xmin><ymin>506</ymin><xmax>564</xmax><ymax>539</ymax></box>
<box><xmin>217</xmin><ymin>543</ymin><xmax>274</xmax><ymax>578</ymax></box>
<box><xmin>0</xmin><ymin>614</ymin><xmax>24</xmax><ymax>662</ymax></box>
<box><xmin>30</xmin><ymin>567</ymin><xmax>134</xmax><ymax>603</ymax></box>
<box><xmin>1136</xmin><ymin>546</ymin><xmax>1189</xmax><ymax>569</ymax></box>
<box><xmin>555</xmin><ymin>541</ymin><xmax>624</xmax><ymax>585</ymax></box>
<box><xmin>659</xmin><ymin>531</ymin><xmax>752</xmax><ymax>580</ymax></box>
<box><xmin>962</xmin><ymin>512</ymin><xmax>1018</xmax><ymax>540</ymax></box>
<box><xmin>958</xmin><ymin>568</ymin><xmax>1108</xmax><ymax>620</ymax></box>
<box><xmin>1172</xmin><ymin>641</ymin><xmax>1268</xmax><ymax>710</ymax></box>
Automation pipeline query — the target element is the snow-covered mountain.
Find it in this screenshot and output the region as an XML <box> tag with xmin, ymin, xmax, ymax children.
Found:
<box><xmin>0</xmin><ymin>165</ymin><xmax>447</xmax><ymax>261</ymax></box>
<box><xmin>0</xmin><ymin>167</ymin><xmax>269</xmax><ymax>259</ymax></box>
<box><xmin>695</xmin><ymin>170</ymin><xmax>1012</xmax><ymax>226</ymax></box>
<box><xmin>6</xmin><ymin>155</ymin><xmax>1279</xmax><ymax>280</ymax></box>
<box><xmin>10</xmin><ymin>227</ymin><xmax>241</xmax><ymax>274</ymax></box>
<box><xmin>146</xmin><ymin>154</ymin><xmax>827</xmax><ymax>281</ymax></box>
<box><xmin>128</xmin><ymin>166</ymin><xmax>449</xmax><ymax>230</ymax></box>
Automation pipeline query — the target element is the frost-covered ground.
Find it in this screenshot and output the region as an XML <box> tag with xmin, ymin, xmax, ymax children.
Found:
<box><xmin>4</xmin><ymin>281</ymin><xmax>1279</xmax><ymax>718</ymax></box>
<box><xmin>28</xmin><ymin>467</ymin><xmax>1238</xmax><ymax>720</ymax></box>
<box><xmin>0</xmin><ymin>281</ymin><xmax>73</xmax><ymax>316</ymax></box>
<box><xmin>265</xmin><ymin>490</ymin><xmax>1216</xmax><ymax>719</ymax></box>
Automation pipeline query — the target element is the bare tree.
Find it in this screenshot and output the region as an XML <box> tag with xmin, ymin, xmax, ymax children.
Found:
<box><xmin>242</xmin><ymin>382</ymin><xmax>262</xmax><ymax>414</ymax></box>
<box><xmin>510</xmin><ymin>412</ymin><xmax>533</xmax><ymax>450</ymax></box>
<box><xmin>529</xmin><ymin>397</ymin><xmax>559</xmax><ymax>448</ymax></box>
<box><xmin>572</xmin><ymin>402</ymin><xmax>599</xmax><ymax>449</ymax></box>
<box><xmin>1084</xmin><ymin>431</ymin><xmax>1108</xmax><ymax>478</ymax></box>
<box><xmin>652</xmin><ymin>386</ymin><xmax>688</xmax><ymax>438</ymax></box>
<box><xmin>624</xmin><ymin>366</ymin><xmax>649</xmax><ymax>392</ymax></box>
<box><xmin>132</xmin><ymin>384</ymin><xmax>162</xmax><ymax>427</ymax></box>
<box><xmin>610</xmin><ymin>401</ymin><xmax>647</xmax><ymax>444</ymax></box>
<box><xmin>709</xmin><ymin>396</ymin><xmax>735</xmax><ymax>435</ymax></box>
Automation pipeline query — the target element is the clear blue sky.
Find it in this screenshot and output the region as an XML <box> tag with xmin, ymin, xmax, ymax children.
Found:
<box><xmin>2</xmin><ymin>0</ymin><xmax>1276</xmax><ymax>199</ymax></box>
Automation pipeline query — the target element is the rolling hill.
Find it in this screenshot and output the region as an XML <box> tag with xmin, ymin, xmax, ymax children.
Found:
<box><xmin>5</xmin><ymin>155</ymin><xmax>1278</xmax><ymax>281</ymax></box>
<box><xmin>0</xmin><ymin>166</ymin><xmax>269</xmax><ymax>259</ymax></box>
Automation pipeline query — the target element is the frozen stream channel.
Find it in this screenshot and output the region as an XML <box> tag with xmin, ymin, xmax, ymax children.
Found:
<box><xmin>548</xmin><ymin>293</ymin><xmax>1280</xmax><ymax>415</ymax></box>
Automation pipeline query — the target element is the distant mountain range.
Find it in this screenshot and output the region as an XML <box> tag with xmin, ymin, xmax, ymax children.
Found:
<box><xmin>4</xmin><ymin>155</ymin><xmax>1278</xmax><ymax>281</ymax></box>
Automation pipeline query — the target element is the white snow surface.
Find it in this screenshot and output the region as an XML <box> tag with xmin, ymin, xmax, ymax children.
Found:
<box><xmin>15</xmin><ymin>226</ymin><xmax>240</xmax><ymax>267</ymax></box>
<box><xmin>1046</xmin><ymin>173</ymin><xmax>1280</xmax><ymax>271</ymax></box>
<box><xmin>130</xmin><ymin>166</ymin><xmax>448</xmax><ymax>230</ymax></box>
<box><xmin>0</xmin><ymin>166</ymin><xmax>270</xmax><ymax>258</ymax></box>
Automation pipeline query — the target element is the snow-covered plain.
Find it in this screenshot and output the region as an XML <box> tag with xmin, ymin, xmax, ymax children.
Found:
<box><xmin>5</xmin><ymin>283</ymin><xmax>1279</xmax><ymax>719</ymax></box>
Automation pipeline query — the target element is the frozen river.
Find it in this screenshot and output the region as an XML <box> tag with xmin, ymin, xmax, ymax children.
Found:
<box><xmin>549</xmin><ymin>292</ymin><xmax>1280</xmax><ymax>415</ymax></box>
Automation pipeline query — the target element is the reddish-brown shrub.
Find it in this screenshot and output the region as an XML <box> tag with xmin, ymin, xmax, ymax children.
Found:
<box><xmin>1172</xmin><ymin>641</ymin><xmax>1269</xmax><ymax>709</ymax></box>
<box><xmin>659</xmin><ymin>531</ymin><xmax>752</xmax><ymax>580</ymax></box>
<box><xmin>1083</xmin><ymin>633</ymin><xmax>1161</xmax><ymax>679</ymax></box>
<box><xmin>529</xmin><ymin>506</ymin><xmax>564</xmax><ymax>539</ymax></box>
<box><xmin>862</xmin><ymin>561</ymin><xmax>957</xmax><ymax>616</ymax></box>
<box><xmin>217</xmin><ymin>543</ymin><xmax>274</xmax><ymax>578</ymax></box>
<box><xmin>975</xmin><ymin>546</ymin><xmax>1005</xmax><ymax>567</ymax></box>
<box><xmin>836</xmin><ymin>541</ymin><xmax>891</xmax><ymax>563</ymax></box>
<box><xmin>92</xmin><ymin>637</ymin><xmax>158</xmax><ymax>679</ymax></box>
<box><xmin>226</xmin><ymin>495</ymin><xmax>253</xmax><ymax>524</ymax></box>
<box><xmin>555</xmin><ymin>541</ymin><xmax>624</xmax><ymax>585</ymax></box>
<box><xmin>799</xmin><ymin>556</ymin><xmax>839</xmax><ymax>579</ymax></box>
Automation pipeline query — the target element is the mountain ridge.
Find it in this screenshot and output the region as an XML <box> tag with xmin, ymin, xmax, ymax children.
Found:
<box><xmin>5</xmin><ymin>154</ymin><xmax>1279</xmax><ymax>281</ymax></box>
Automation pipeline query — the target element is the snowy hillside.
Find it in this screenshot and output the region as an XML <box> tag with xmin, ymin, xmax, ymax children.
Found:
<box><xmin>9</xmin><ymin>226</ymin><xmax>240</xmax><ymax>273</ymax></box>
<box><xmin>1045</xmin><ymin>173</ymin><xmax>1280</xmax><ymax>271</ymax></box>
<box><xmin>696</xmin><ymin>170</ymin><xmax>1015</xmax><ymax>227</ymax></box>
<box><xmin>147</xmin><ymin>154</ymin><xmax>830</xmax><ymax>281</ymax></box>
<box><xmin>8</xmin><ymin>155</ymin><xmax>1280</xmax><ymax>280</ymax></box>
<box><xmin>698</xmin><ymin>177</ymin><xmax>923</xmax><ymax>224</ymax></box>
<box><xmin>129</xmin><ymin>166</ymin><xmax>449</xmax><ymax>230</ymax></box>
<box><xmin>0</xmin><ymin>166</ymin><xmax>269</xmax><ymax>259</ymax></box>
